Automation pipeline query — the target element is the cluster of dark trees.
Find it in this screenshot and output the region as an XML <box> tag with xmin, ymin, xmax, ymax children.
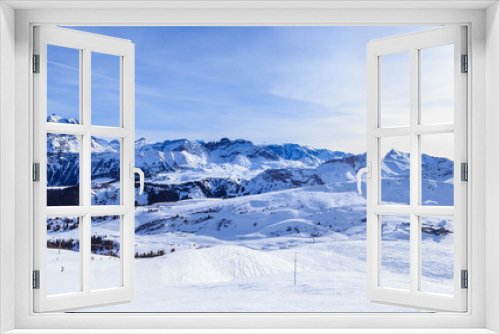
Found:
<box><xmin>47</xmin><ymin>238</ymin><xmax>79</xmax><ymax>251</ymax></box>
<box><xmin>134</xmin><ymin>249</ymin><xmax>171</xmax><ymax>258</ymax></box>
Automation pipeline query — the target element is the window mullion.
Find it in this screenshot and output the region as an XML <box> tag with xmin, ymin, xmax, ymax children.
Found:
<box><xmin>373</xmin><ymin>206</ymin><xmax>455</xmax><ymax>219</ymax></box>
<box><xmin>81</xmin><ymin>48</ymin><xmax>92</xmax><ymax>295</ymax></box>
<box><xmin>410</xmin><ymin>47</ymin><xmax>420</xmax><ymax>295</ymax></box>
<box><xmin>46</xmin><ymin>206</ymin><xmax>91</xmax><ymax>217</ymax></box>
<box><xmin>372</xmin><ymin>205</ymin><xmax>411</xmax><ymax>215</ymax></box>
<box><xmin>82</xmin><ymin>48</ymin><xmax>91</xmax><ymax>209</ymax></box>
<box><xmin>81</xmin><ymin>213</ymin><xmax>90</xmax><ymax>293</ymax></box>
<box><xmin>373</xmin><ymin>124</ymin><xmax>454</xmax><ymax>138</ymax></box>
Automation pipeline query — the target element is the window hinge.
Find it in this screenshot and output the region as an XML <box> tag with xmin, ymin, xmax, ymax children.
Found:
<box><xmin>33</xmin><ymin>163</ymin><xmax>40</xmax><ymax>182</ymax></box>
<box><xmin>33</xmin><ymin>270</ymin><xmax>40</xmax><ymax>289</ymax></box>
<box><xmin>461</xmin><ymin>270</ymin><xmax>468</xmax><ymax>289</ymax></box>
<box><xmin>33</xmin><ymin>54</ymin><xmax>40</xmax><ymax>73</ymax></box>
<box><xmin>461</xmin><ymin>162</ymin><xmax>468</xmax><ymax>181</ymax></box>
<box><xmin>461</xmin><ymin>54</ymin><xmax>468</xmax><ymax>73</ymax></box>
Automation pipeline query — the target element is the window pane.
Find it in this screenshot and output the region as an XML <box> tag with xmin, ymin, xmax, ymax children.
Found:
<box><xmin>380</xmin><ymin>136</ymin><xmax>410</xmax><ymax>205</ymax></box>
<box><xmin>421</xmin><ymin>133</ymin><xmax>454</xmax><ymax>206</ymax></box>
<box><xmin>420</xmin><ymin>45</ymin><xmax>454</xmax><ymax>125</ymax></box>
<box><xmin>380</xmin><ymin>215</ymin><xmax>411</xmax><ymax>291</ymax></box>
<box><xmin>47</xmin><ymin>133</ymin><xmax>80</xmax><ymax>206</ymax></box>
<box><xmin>380</xmin><ymin>52</ymin><xmax>410</xmax><ymax>128</ymax></box>
<box><xmin>421</xmin><ymin>216</ymin><xmax>454</xmax><ymax>295</ymax></box>
<box><xmin>47</xmin><ymin>217</ymin><xmax>81</xmax><ymax>295</ymax></box>
<box><xmin>91</xmin><ymin>136</ymin><xmax>121</xmax><ymax>205</ymax></box>
<box><xmin>47</xmin><ymin>45</ymin><xmax>80</xmax><ymax>124</ymax></box>
<box><xmin>91</xmin><ymin>52</ymin><xmax>120</xmax><ymax>127</ymax></box>
<box><xmin>91</xmin><ymin>216</ymin><xmax>122</xmax><ymax>290</ymax></box>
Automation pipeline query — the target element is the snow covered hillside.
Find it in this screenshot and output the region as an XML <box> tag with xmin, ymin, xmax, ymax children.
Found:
<box><xmin>46</xmin><ymin>114</ymin><xmax>453</xmax><ymax>207</ymax></box>
<box><xmin>46</xmin><ymin>114</ymin><xmax>455</xmax><ymax>312</ymax></box>
<box><xmin>47</xmin><ymin>186</ymin><xmax>453</xmax><ymax>312</ymax></box>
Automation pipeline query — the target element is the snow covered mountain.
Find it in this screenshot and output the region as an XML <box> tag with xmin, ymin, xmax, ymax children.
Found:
<box><xmin>46</xmin><ymin>114</ymin><xmax>454</xmax><ymax>309</ymax></box>
<box><xmin>134</xmin><ymin>137</ymin><xmax>350</xmax><ymax>176</ymax></box>
<box><xmin>47</xmin><ymin>114</ymin><xmax>78</xmax><ymax>124</ymax></box>
<box><xmin>46</xmin><ymin>114</ymin><xmax>453</xmax><ymax>207</ymax></box>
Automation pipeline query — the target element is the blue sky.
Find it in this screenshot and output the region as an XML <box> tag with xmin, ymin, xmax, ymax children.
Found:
<box><xmin>49</xmin><ymin>26</ymin><xmax>445</xmax><ymax>154</ymax></box>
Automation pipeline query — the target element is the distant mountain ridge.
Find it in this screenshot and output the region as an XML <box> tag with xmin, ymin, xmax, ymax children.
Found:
<box><xmin>46</xmin><ymin>114</ymin><xmax>454</xmax><ymax>206</ymax></box>
<box><xmin>48</xmin><ymin>113</ymin><xmax>351</xmax><ymax>170</ymax></box>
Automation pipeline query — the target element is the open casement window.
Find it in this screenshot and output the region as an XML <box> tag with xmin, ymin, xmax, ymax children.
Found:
<box><xmin>363</xmin><ymin>26</ymin><xmax>467</xmax><ymax>312</ymax></box>
<box><xmin>33</xmin><ymin>26</ymin><xmax>141</xmax><ymax>312</ymax></box>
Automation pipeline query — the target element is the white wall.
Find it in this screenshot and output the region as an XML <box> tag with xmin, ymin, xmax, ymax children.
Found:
<box><xmin>486</xmin><ymin>2</ymin><xmax>500</xmax><ymax>333</ymax></box>
<box><xmin>3</xmin><ymin>3</ymin><xmax>497</xmax><ymax>332</ymax></box>
<box><xmin>0</xmin><ymin>2</ymin><xmax>16</xmax><ymax>333</ymax></box>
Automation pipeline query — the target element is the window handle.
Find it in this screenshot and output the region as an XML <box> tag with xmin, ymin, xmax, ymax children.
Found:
<box><xmin>130</xmin><ymin>162</ymin><xmax>145</xmax><ymax>195</ymax></box>
<box><xmin>356</xmin><ymin>162</ymin><xmax>371</xmax><ymax>195</ymax></box>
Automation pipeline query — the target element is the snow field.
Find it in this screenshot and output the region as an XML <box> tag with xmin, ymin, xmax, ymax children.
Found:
<box><xmin>46</xmin><ymin>187</ymin><xmax>454</xmax><ymax>312</ymax></box>
<box><xmin>74</xmin><ymin>236</ymin><xmax>451</xmax><ymax>312</ymax></box>
<box><xmin>47</xmin><ymin>250</ymin><xmax>121</xmax><ymax>295</ymax></box>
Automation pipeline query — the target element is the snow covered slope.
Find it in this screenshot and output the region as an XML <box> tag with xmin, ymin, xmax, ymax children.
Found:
<box><xmin>48</xmin><ymin>186</ymin><xmax>453</xmax><ymax>312</ymax></box>
<box><xmin>45</xmin><ymin>114</ymin><xmax>455</xmax><ymax>312</ymax></box>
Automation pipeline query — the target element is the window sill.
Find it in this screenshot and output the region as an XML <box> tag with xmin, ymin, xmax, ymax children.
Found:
<box><xmin>4</xmin><ymin>329</ymin><xmax>498</xmax><ymax>334</ymax></box>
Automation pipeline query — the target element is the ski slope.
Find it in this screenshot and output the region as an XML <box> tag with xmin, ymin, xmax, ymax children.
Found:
<box><xmin>46</xmin><ymin>186</ymin><xmax>453</xmax><ymax>312</ymax></box>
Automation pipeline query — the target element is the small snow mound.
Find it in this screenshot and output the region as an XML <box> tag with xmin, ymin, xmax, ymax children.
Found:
<box><xmin>258</xmin><ymin>218</ymin><xmax>326</xmax><ymax>236</ymax></box>
<box><xmin>158</xmin><ymin>245</ymin><xmax>293</xmax><ymax>284</ymax></box>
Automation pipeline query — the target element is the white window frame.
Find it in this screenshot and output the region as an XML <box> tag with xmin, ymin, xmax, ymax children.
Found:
<box><xmin>33</xmin><ymin>25</ymin><xmax>136</xmax><ymax>312</ymax></box>
<box><xmin>1</xmin><ymin>1</ymin><xmax>499</xmax><ymax>333</ymax></box>
<box><xmin>365</xmin><ymin>26</ymin><xmax>468</xmax><ymax>312</ymax></box>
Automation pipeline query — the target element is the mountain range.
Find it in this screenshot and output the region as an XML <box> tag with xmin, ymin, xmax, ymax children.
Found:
<box><xmin>46</xmin><ymin>114</ymin><xmax>454</xmax><ymax>207</ymax></box>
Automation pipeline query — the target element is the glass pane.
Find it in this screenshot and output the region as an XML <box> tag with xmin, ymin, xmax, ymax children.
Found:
<box><xmin>91</xmin><ymin>216</ymin><xmax>122</xmax><ymax>290</ymax></box>
<box><xmin>421</xmin><ymin>216</ymin><xmax>454</xmax><ymax>295</ymax></box>
<box><xmin>91</xmin><ymin>136</ymin><xmax>121</xmax><ymax>205</ymax></box>
<box><xmin>420</xmin><ymin>45</ymin><xmax>454</xmax><ymax>125</ymax></box>
<box><xmin>91</xmin><ymin>52</ymin><xmax>120</xmax><ymax>127</ymax></box>
<box><xmin>380</xmin><ymin>215</ymin><xmax>411</xmax><ymax>291</ymax></box>
<box><xmin>47</xmin><ymin>217</ymin><xmax>80</xmax><ymax>295</ymax></box>
<box><xmin>47</xmin><ymin>133</ymin><xmax>80</xmax><ymax>206</ymax></box>
<box><xmin>421</xmin><ymin>133</ymin><xmax>454</xmax><ymax>206</ymax></box>
<box><xmin>47</xmin><ymin>45</ymin><xmax>80</xmax><ymax>124</ymax></box>
<box><xmin>380</xmin><ymin>136</ymin><xmax>410</xmax><ymax>205</ymax></box>
<box><xmin>380</xmin><ymin>52</ymin><xmax>410</xmax><ymax>128</ymax></box>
